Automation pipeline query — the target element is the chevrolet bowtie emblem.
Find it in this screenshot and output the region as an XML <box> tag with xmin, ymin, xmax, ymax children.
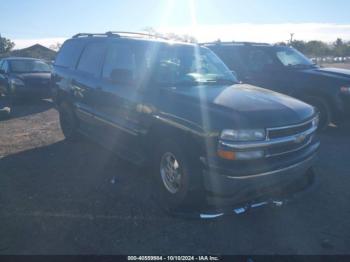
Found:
<box><xmin>295</xmin><ymin>134</ymin><xmax>307</xmax><ymax>144</ymax></box>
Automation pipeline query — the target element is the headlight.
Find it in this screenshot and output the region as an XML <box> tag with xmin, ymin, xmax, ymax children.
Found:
<box><xmin>218</xmin><ymin>129</ymin><xmax>266</xmax><ymax>160</ymax></box>
<box><xmin>10</xmin><ymin>78</ymin><xmax>25</xmax><ymax>86</ymax></box>
<box><xmin>340</xmin><ymin>86</ymin><xmax>350</xmax><ymax>95</ymax></box>
<box><xmin>220</xmin><ymin>129</ymin><xmax>266</xmax><ymax>142</ymax></box>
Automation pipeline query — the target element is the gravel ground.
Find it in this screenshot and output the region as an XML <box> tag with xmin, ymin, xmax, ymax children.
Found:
<box><xmin>0</xmin><ymin>99</ymin><xmax>349</xmax><ymax>255</ymax></box>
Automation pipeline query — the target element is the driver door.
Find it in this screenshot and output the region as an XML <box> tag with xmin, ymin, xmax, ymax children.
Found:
<box><xmin>242</xmin><ymin>48</ymin><xmax>291</xmax><ymax>95</ymax></box>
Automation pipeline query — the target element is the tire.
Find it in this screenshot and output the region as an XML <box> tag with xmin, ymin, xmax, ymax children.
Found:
<box><xmin>304</xmin><ymin>97</ymin><xmax>332</xmax><ymax>131</ymax></box>
<box><xmin>58</xmin><ymin>102</ymin><xmax>81</xmax><ymax>141</ymax></box>
<box><xmin>153</xmin><ymin>139</ymin><xmax>205</xmax><ymax>212</ymax></box>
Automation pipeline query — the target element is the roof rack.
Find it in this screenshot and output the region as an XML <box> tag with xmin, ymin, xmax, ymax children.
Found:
<box><xmin>72</xmin><ymin>33</ymin><xmax>111</xmax><ymax>38</ymax></box>
<box><xmin>106</xmin><ymin>31</ymin><xmax>169</xmax><ymax>40</ymax></box>
<box><xmin>72</xmin><ymin>31</ymin><xmax>169</xmax><ymax>40</ymax></box>
<box><xmin>201</xmin><ymin>41</ymin><xmax>271</xmax><ymax>46</ymax></box>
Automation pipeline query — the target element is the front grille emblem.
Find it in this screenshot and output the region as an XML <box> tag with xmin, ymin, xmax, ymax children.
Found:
<box><xmin>294</xmin><ymin>133</ymin><xmax>307</xmax><ymax>144</ymax></box>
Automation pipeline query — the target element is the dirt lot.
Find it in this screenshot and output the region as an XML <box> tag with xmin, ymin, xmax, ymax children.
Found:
<box><xmin>0</xmin><ymin>99</ymin><xmax>350</xmax><ymax>255</ymax></box>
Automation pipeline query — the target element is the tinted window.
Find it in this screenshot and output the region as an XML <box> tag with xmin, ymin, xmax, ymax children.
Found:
<box><xmin>102</xmin><ymin>44</ymin><xmax>136</xmax><ymax>81</ymax></box>
<box><xmin>55</xmin><ymin>40</ymin><xmax>85</xmax><ymax>68</ymax></box>
<box><xmin>77</xmin><ymin>42</ymin><xmax>106</xmax><ymax>77</ymax></box>
<box><xmin>214</xmin><ymin>46</ymin><xmax>245</xmax><ymax>72</ymax></box>
<box><xmin>246</xmin><ymin>49</ymin><xmax>274</xmax><ymax>72</ymax></box>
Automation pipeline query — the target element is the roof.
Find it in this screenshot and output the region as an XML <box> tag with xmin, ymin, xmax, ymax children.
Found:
<box><xmin>69</xmin><ymin>31</ymin><xmax>197</xmax><ymax>47</ymax></box>
<box><xmin>202</xmin><ymin>41</ymin><xmax>272</xmax><ymax>47</ymax></box>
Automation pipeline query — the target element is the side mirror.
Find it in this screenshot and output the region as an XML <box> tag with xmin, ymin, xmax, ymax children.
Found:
<box><xmin>110</xmin><ymin>69</ymin><xmax>134</xmax><ymax>85</ymax></box>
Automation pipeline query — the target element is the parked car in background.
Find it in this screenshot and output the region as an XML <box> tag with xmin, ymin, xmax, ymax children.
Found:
<box><xmin>52</xmin><ymin>32</ymin><xmax>319</xmax><ymax>213</ymax></box>
<box><xmin>205</xmin><ymin>42</ymin><xmax>350</xmax><ymax>129</ymax></box>
<box><xmin>0</xmin><ymin>57</ymin><xmax>52</xmax><ymax>102</ymax></box>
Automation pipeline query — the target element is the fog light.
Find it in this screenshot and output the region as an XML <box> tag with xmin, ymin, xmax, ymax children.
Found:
<box><xmin>218</xmin><ymin>149</ymin><xmax>264</xmax><ymax>160</ymax></box>
<box><xmin>217</xmin><ymin>150</ymin><xmax>236</xmax><ymax>160</ymax></box>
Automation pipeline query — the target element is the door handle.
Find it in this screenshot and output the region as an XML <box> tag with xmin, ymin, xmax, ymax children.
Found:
<box><xmin>96</xmin><ymin>86</ymin><xmax>102</xmax><ymax>90</ymax></box>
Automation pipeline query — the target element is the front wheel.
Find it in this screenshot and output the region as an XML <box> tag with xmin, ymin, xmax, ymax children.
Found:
<box><xmin>304</xmin><ymin>97</ymin><xmax>332</xmax><ymax>131</ymax></box>
<box><xmin>153</xmin><ymin>139</ymin><xmax>205</xmax><ymax>212</ymax></box>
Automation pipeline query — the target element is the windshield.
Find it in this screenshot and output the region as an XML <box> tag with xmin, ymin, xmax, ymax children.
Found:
<box><xmin>10</xmin><ymin>60</ymin><xmax>51</xmax><ymax>73</ymax></box>
<box><xmin>274</xmin><ymin>47</ymin><xmax>315</xmax><ymax>68</ymax></box>
<box><xmin>151</xmin><ymin>45</ymin><xmax>237</xmax><ymax>86</ymax></box>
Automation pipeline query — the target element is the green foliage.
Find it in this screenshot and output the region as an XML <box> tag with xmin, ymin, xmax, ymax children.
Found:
<box><xmin>0</xmin><ymin>34</ymin><xmax>15</xmax><ymax>53</ymax></box>
<box><xmin>142</xmin><ymin>27</ymin><xmax>197</xmax><ymax>43</ymax></box>
<box><xmin>290</xmin><ymin>38</ymin><xmax>350</xmax><ymax>57</ymax></box>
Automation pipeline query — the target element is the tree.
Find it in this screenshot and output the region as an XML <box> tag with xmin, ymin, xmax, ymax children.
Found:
<box><xmin>333</xmin><ymin>38</ymin><xmax>349</xmax><ymax>57</ymax></box>
<box><xmin>142</xmin><ymin>27</ymin><xmax>197</xmax><ymax>43</ymax></box>
<box><xmin>305</xmin><ymin>41</ymin><xmax>330</xmax><ymax>57</ymax></box>
<box><xmin>49</xmin><ymin>42</ymin><xmax>62</xmax><ymax>51</ymax></box>
<box><xmin>290</xmin><ymin>40</ymin><xmax>307</xmax><ymax>53</ymax></box>
<box><xmin>0</xmin><ymin>34</ymin><xmax>15</xmax><ymax>53</ymax></box>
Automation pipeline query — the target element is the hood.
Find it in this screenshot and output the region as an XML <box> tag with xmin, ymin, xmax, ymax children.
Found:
<box><xmin>294</xmin><ymin>67</ymin><xmax>350</xmax><ymax>86</ymax></box>
<box><xmin>11</xmin><ymin>72</ymin><xmax>51</xmax><ymax>88</ymax></box>
<box><xmin>315</xmin><ymin>67</ymin><xmax>350</xmax><ymax>79</ymax></box>
<box><xmin>12</xmin><ymin>72</ymin><xmax>51</xmax><ymax>81</ymax></box>
<box><xmin>162</xmin><ymin>84</ymin><xmax>315</xmax><ymax>130</ymax></box>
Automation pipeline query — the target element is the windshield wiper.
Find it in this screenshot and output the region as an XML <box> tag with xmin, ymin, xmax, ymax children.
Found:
<box><xmin>204</xmin><ymin>78</ymin><xmax>237</xmax><ymax>85</ymax></box>
<box><xmin>288</xmin><ymin>64</ymin><xmax>317</xmax><ymax>69</ymax></box>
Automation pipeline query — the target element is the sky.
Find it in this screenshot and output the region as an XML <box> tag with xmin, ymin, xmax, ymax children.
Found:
<box><xmin>1</xmin><ymin>0</ymin><xmax>350</xmax><ymax>49</ymax></box>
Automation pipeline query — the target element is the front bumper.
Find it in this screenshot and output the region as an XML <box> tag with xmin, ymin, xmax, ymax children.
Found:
<box><xmin>11</xmin><ymin>85</ymin><xmax>52</xmax><ymax>99</ymax></box>
<box><xmin>202</xmin><ymin>141</ymin><xmax>319</xmax><ymax>206</ymax></box>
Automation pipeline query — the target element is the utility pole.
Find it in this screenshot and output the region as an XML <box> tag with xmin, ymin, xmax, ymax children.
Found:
<box><xmin>290</xmin><ymin>33</ymin><xmax>295</xmax><ymax>44</ymax></box>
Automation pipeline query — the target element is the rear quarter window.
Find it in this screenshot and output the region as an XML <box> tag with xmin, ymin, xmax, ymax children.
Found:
<box><xmin>54</xmin><ymin>40</ymin><xmax>85</xmax><ymax>69</ymax></box>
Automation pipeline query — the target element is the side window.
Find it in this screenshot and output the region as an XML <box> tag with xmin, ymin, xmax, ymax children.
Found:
<box><xmin>77</xmin><ymin>42</ymin><xmax>106</xmax><ymax>77</ymax></box>
<box><xmin>210</xmin><ymin>46</ymin><xmax>245</xmax><ymax>75</ymax></box>
<box><xmin>246</xmin><ymin>49</ymin><xmax>274</xmax><ymax>73</ymax></box>
<box><xmin>54</xmin><ymin>40</ymin><xmax>85</xmax><ymax>69</ymax></box>
<box><xmin>102</xmin><ymin>43</ymin><xmax>136</xmax><ymax>83</ymax></box>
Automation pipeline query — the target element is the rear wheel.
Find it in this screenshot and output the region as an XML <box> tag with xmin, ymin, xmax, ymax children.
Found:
<box><xmin>153</xmin><ymin>139</ymin><xmax>205</xmax><ymax>212</ymax></box>
<box><xmin>58</xmin><ymin>102</ymin><xmax>81</xmax><ymax>141</ymax></box>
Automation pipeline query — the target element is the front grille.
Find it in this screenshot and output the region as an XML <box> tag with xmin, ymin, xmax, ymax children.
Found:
<box><xmin>265</xmin><ymin>119</ymin><xmax>316</xmax><ymax>157</ymax></box>
<box><xmin>24</xmin><ymin>79</ymin><xmax>50</xmax><ymax>89</ymax></box>
<box><xmin>266</xmin><ymin>135</ymin><xmax>313</xmax><ymax>157</ymax></box>
<box><xmin>268</xmin><ymin>121</ymin><xmax>313</xmax><ymax>139</ymax></box>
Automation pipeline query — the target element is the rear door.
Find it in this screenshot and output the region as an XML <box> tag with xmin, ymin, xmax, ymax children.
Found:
<box><xmin>94</xmin><ymin>41</ymin><xmax>145</xmax><ymax>160</ymax></box>
<box><xmin>72</xmin><ymin>41</ymin><xmax>107</xmax><ymax>133</ymax></box>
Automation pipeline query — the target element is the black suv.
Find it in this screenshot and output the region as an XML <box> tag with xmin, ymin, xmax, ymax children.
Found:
<box><xmin>52</xmin><ymin>32</ymin><xmax>320</xmax><ymax>212</ymax></box>
<box><xmin>205</xmin><ymin>42</ymin><xmax>350</xmax><ymax>129</ymax></box>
